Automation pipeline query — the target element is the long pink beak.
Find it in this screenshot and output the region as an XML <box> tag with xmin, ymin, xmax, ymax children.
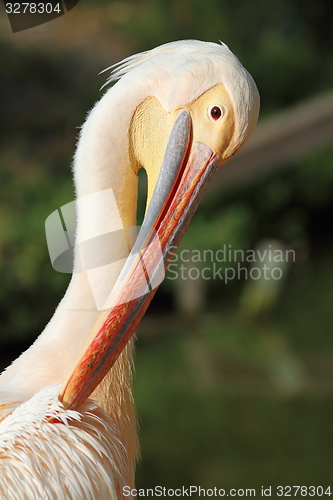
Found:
<box><xmin>59</xmin><ymin>110</ymin><xmax>221</xmax><ymax>410</ymax></box>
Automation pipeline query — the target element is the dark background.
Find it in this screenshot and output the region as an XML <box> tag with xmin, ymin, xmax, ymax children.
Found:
<box><xmin>0</xmin><ymin>0</ymin><xmax>333</xmax><ymax>496</ymax></box>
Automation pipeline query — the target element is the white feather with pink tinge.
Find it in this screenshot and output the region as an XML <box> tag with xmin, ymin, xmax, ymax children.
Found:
<box><xmin>0</xmin><ymin>384</ymin><xmax>129</xmax><ymax>500</ymax></box>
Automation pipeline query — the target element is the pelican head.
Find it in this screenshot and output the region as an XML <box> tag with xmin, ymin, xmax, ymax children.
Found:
<box><xmin>59</xmin><ymin>40</ymin><xmax>260</xmax><ymax>411</ymax></box>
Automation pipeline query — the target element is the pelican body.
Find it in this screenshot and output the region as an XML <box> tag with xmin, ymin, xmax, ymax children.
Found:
<box><xmin>0</xmin><ymin>40</ymin><xmax>259</xmax><ymax>499</ymax></box>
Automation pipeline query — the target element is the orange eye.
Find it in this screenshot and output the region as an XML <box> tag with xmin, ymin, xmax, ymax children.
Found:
<box><xmin>210</xmin><ymin>106</ymin><xmax>222</xmax><ymax>120</ymax></box>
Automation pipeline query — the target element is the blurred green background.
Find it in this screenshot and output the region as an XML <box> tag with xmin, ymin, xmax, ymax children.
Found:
<box><xmin>1</xmin><ymin>0</ymin><xmax>333</xmax><ymax>496</ymax></box>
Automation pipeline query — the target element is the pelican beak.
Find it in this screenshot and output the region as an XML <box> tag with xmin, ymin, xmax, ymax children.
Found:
<box><xmin>59</xmin><ymin>110</ymin><xmax>222</xmax><ymax>410</ymax></box>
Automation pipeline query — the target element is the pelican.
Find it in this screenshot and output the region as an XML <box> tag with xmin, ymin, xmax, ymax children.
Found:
<box><xmin>0</xmin><ymin>40</ymin><xmax>259</xmax><ymax>499</ymax></box>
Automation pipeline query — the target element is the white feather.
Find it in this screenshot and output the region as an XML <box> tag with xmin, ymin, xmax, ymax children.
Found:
<box><xmin>0</xmin><ymin>385</ymin><xmax>130</xmax><ymax>500</ymax></box>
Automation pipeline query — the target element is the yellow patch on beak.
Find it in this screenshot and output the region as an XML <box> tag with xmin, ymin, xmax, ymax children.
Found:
<box><xmin>129</xmin><ymin>97</ymin><xmax>177</xmax><ymax>206</ymax></box>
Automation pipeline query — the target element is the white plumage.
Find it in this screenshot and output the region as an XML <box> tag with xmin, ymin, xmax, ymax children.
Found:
<box><xmin>1</xmin><ymin>385</ymin><xmax>127</xmax><ymax>500</ymax></box>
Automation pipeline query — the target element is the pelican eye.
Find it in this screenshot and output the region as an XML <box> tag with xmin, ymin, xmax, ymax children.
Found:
<box><xmin>210</xmin><ymin>106</ymin><xmax>222</xmax><ymax>121</ymax></box>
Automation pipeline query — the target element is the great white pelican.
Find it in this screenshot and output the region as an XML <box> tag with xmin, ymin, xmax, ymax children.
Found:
<box><xmin>0</xmin><ymin>40</ymin><xmax>259</xmax><ymax>500</ymax></box>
